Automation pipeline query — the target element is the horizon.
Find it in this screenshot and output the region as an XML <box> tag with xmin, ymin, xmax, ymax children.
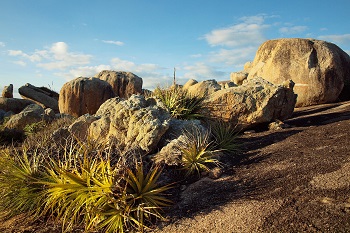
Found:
<box><xmin>1</xmin><ymin>0</ymin><xmax>350</xmax><ymax>98</ymax></box>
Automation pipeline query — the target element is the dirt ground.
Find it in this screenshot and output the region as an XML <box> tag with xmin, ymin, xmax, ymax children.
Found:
<box><xmin>1</xmin><ymin>101</ymin><xmax>350</xmax><ymax>232</ymax></box>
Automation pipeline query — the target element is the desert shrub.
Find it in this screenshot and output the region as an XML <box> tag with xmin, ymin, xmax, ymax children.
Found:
<box><xmin>209</xmin><ymin>120</ymin><xmax>240</xmax><ymax>155</ymax></box>
<box><xmin>23</xmin><ymin>120</ymin><xmax>47</xmax><ymax>136</ymax></box>
<box><xmin>0</xmin><ymin>136</ymin><xmax>172</xmax><ymax>233</ymax></box>
<box><xmin>176</xmin><ymin>127</ymin><xmax>220</xmax><ymax>177</ymax></box>
<box><xmin>153</xmin><ymin>85</ymin><xmax>206</xmax><ymax>120</ymax></box>
<box><xmin>0</xmin><ymin>147</ymin><xmax>45</xmax><ymax>219</ymax></box>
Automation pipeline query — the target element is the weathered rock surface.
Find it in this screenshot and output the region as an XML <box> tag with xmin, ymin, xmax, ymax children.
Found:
<box><xmin>230</xmin><ymin>72</ymin><xmax>248</xmax><ymax>85</ymax></box>
<box><xmin>183</xmin><ymin>79</ymin><xmax>198</xmax><ymax>90</ymax></box>
<box><xmin>68</xmin><ymin>114</ymin><xmax>99</xmax><ymax>141</ymax></box>
<box><xmin>59</xmin><ymin>77</ymin><xmax>115</xmax><ymax>117</ymax></box>
<box><xmin>88</xmin><ymin>95</ymin><xmax>170</xmax><ymax>154</ymax></box>
<box><xmin>153</xmin><ymin>119</ymin><xmax>205</xmax><ymax>166</ymax></box>
<box><xmin>206</xmin><ymin>77</ymin><xmax>297</xmax><ymax>130</ymax></box>
<box><xmin>19</xmin><ymin>83</ymin><xmax>59</xmax><ymax>112</ymax></box>
<box><xmin>2</xmin><ymin>84</ymin><xmax>13</xmax><ymax>98</ymax></box>
<box><xmin>0</xmin><ymin>97</ymin><xmax>35</xmax><ymax>114</ymax></box>
<box><xmin>5</xmin><ymin>104</ymin><xmax>44</xmax><ymax>130</ymax></box>
<box><xmin>187</xmin><ymin>79</ymin><xmax>221</xmax><ymax>96</ymax></box>
<box><xmin>95</xmin><ymin>70</ymin><xmax>143</xmax><ymax>98</ymax></box>
<box><xmin>247</xmin><ymin>38</ymin><xmax>350</xmax><ymax>107</ymax></box>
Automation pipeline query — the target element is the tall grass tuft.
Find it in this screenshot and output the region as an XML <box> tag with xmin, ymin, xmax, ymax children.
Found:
<box><xmin>176</xmin><ymin>127</ymin><xmax>220</xmax><ymax>177</ymax></box>
<box><xmin>209</xmin><ymin>120</ymin><xmax>241</xmax><ymax>155</ymax></box>
<box><xmin>153</xmin><ymin>85</ymin><xmax>206</xmax><ymax>120</ymax></box>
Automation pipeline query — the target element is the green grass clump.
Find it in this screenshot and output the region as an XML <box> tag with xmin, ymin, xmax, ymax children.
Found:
<box><xmin>177</xmin><ymin>127</ymin><xmax>220</xmax><ymax>177</ymax></box>
<box><xmin>153</xmin><ymin>85</ymin><xmax>206</xmax><ymax>120</ymax></box>
<box><xmin>209</xmin><ymin>120</ymin><xmax>240</xmax><ymax>155</ymax></box>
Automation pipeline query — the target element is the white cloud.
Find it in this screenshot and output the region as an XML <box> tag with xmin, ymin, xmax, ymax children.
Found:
<box><xmin>183</xmin><ymin>62</ymin><xmax>226</xmax><ymax>81</ymax></box>
<box><xmin>0</xmin><ymin>42</ymin><xmax>5</xmax><ymax>47</ymax></box>
<box><xmin>203</xmin><ymin>15</ymin><xmax>269</xmax><ymax>47</ymax></box>
<box><xmin>318</xmin><ymin>34</ymin><xmax>350</xmax><ymax>44</ymax></box>
<box><xmin>209</xmin><ymin>47</ymin><xmax>256</xmax><ymax>67</ymax></box>
<box><xmin>190</xmin><ymin>54</ymin><xmax>202</xmax><ymax>58</ymax></box>
<box><xmin>13</xmin><ymin>60</ymin><xmax>27</xmax><ymax>66</ymax></box>
<box><xmin>8</xmin><ymin>49</ymin><xmax>43</xmax><ymax>62</ymax></box>
<box><xmin>8</xmin><ymin>42</ymin><xmax>92</xmax><ymax>70</ymax></box>
<box><xmin>103</xmin><ymin>40</ymin><xmax>124</xmax><ymax>46</ymax></box>
<box><xmin>279</xmin><ymin>26</ymin><xmax>308</xmax><ymax>35</ymax></box>
<box><xmin>38</xmin><ymin>42</ymin><xmax>92</xmax><ymax>70</ymax></box>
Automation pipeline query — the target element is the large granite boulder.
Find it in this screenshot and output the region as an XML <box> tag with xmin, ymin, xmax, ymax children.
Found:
<box><xmin>19</xmin><ymin>83</ymin><xmax>59</xmax><ymax>112</ymax></box>
<box><xmin>2</xmin><ymin>84</ymin><xmax>13</xmax><ymax>98</ymax></box>
<box><xmin>5</xmin><ymin>104</ymin><xmax>44</xmax><ymax>130</ymax></box>
<box><xmin>247</xmin><ymin>38</ymin><xmax>350</xmax><ymax>107</ymax></box>
<box><xmin>59</xmin><ymin>77</ymin><xmax>115</xmax><ymax>117</ymax></box>
<box><xmin>88</xmin><ymin>95</ymin><xmax>170</xmax><ymax>154</ymax></box>
<box><xmin>0</xmin><ymin>97</ymin><xmax>35</xmax><ymax>114</ymax></box>
<box><xmin>95</xmin><ymin>70</ymin><xmax>143</xmax><ymax>98</ymax></box>
<box><xmin>206</xmin><ymin>77</ymin><xmax>297</xmax><ymax>130</ymax></box>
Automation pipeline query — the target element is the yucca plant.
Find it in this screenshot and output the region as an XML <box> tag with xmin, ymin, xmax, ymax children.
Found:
<box><xmin>125</xmin><ymin>163</ymin><xmax>173</xmax><ymax>231</ymax></box>
<box><xmin>37</xmin><ymin>140</ymin><xmax>172</xmax><ymax>233</ymax></box>
<box><xmin>153</xmin><ymin>85</ymin><xmax>206</xmax><ymax>120</ymax></box>
<box><xmin>209</xmin><ymin>120</ymin><xmax>241</xmax><ymax>155</ymax></box>
<box><xmin>177</xmin><ymin>127</ymin><xmax>220</xmax><ymax>177</ymax></box>
<box><xmin>0</xmin><ymin>147</ymin><xmax>45</xmax><ymax>219</ymax></box>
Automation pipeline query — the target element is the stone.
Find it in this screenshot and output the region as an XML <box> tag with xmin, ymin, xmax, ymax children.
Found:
<box><xmin>2</xmin><ymin>84</ymin><xmax>13</xmax><ymax>98</ymax></box>
<box><xmin>247</xmin><ymin>38</ymin><xmax>350</xmax><ymax>107</ymax></box>
<box><xmin>153</xmin><ymin>119</ymin><xmax>206</xmax><ymax>166</ymax></box>
<box><xmin>95</xmin><ymin>70</ymin><xmax>143</xmax><ymax>98</ymax></box>
<box><xmin>5</xmin><ymin>104</ymin><xmax>44</xmax><ymax>130</ymax></box>
<box><xmin>230</xmin><ymin>72</ymin><xmax>248</xmax><ymax>85</ymax></box>
<box><xmin>244</xmin><ymin>61</ymin><xmax>253</xmax><ymax>72</ymax></box>
<box><xmin>68</xmin><ymin>114</ymin><xmax>99</xmax><ymax>141</ymax></box>
<box><xmin>205</xmin><ymin>77</ymin><xmax>297</xmax><ymax>130</ymax></box>
<box><xmin>19</xmin><ymin>83</ymin><xmax>59</xmax><ymax>112</ymax></box>
<box><xmin>183</xmin><ymin>79</ymin><xmax>198</xmax><ymax>90</ymax></box>
<box><xmin>44</xmin><ymin>108</ymin><xmax>56</xmax><ymax>119</ymax></box>
<box><xmin>88</xmin><ymin>95</ymin><xmax>171</xmax><ymax>154</ymax></box>
<box><xmin>187</xmin><ymin>79</ymin><xmax>221</xmax><ymax>96</ymax></box>
<box><xmin>218</xmin><ymin>81</ymin><xmax>236</xmax><ymax>89</ymax></box>
<box><xmin>59</xmin><ymin>77</ymin><xmax>115</xmax><ymax>117</ymax></box>
<box><xmin>0</xmin><ymin>97</ymin><xmax>35</xmax><ymax>114</ymax></box>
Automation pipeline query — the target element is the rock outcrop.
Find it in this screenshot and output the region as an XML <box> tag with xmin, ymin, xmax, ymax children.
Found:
<box><xmin>59</xmin><ymin>77</ymin><xmax>115</xmax><ymax>117</ymax></box>
<box><xmin>95</xmin><ymin>70</ymin><xmax>143</xmax><ymax>98</ymax></box>
<box><xmin>5</xmin><ymin>104</ymin><xmax>44</xmax><ymax>130</ymax></box>
<box><xmin>88</xmin><ymin>95</ymin><xmax>170</xmax><ymax>154</ymax></box>
<box><xmin>206</xmin><ymin>77</ymin><xmax>297</xmax><ymax>130</ymax></box>
<box><xmin>230</xmin><ymin>72</ymin><xmax>248</xmax><ymax>85</ymax></box>
<box><xmin>0</xmin><ymin>97</ymin><xmax>35</xmax><ymax>114</ymax></box>
<box><xmin>19</xmin><ymin>83</ymin><xmax>59</xmax><ymax>112</ymax></box>
<box><xmin>2</xmin><ymin>84</ymin><xmax>13</xmax><ymax>98</ymax></box>
<box><xmin>247</xmin><ymin>38</ymin><xmax>350</xmax><ymax>107</ymax></box>
<box><xmin>187</xmin><ymin>80</ymin><xmax>222</xmax><ymax>96</ymax></box>
<box><xmin>68</xmin><ymin>114</ymin><xmax>99</xmax><ymax>141</ymax></box>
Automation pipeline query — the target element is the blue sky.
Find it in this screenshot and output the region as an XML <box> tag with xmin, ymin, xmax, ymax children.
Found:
<box><xmin>1</xmin><ymin>0</ymin><xmax>350</xmax><ymax>97</ymax></box>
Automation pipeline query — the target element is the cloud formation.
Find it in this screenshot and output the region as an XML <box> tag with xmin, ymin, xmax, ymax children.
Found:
<box><xmin>0</xmin><ymin>42</ymin><xmax>5</xmax><ymax>47</ymax></box>
<box><xmin>102</xmin><ymin>40</ymin><xmax>124</xmax><ymax>46</ymax></box>
<box><xmin>279</xmin><ymin>26</ymin><xmax>308</xmax><ymax>34</ymax></box>
<box><xmin>203</xmin><ymin>15</ymin><xmax>269</xmax><ymax>47</ymax></box>
<box><xmin>318</xmin><ymin>34</ymin><xmax>350</xmax><ymax>44</ymax></box>
<box><xmin>9</xmin><ymin>42</ymin><xmax>92</xmax><ymax>70</ymax></box>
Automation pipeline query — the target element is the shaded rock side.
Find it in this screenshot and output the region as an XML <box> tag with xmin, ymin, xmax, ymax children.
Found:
<box><xmin>5</xmin><ymin>104</ymin><xmax>44</xmax><ymax>130</ymax></box>
<box><xmin>59</xmin><ymin>77</ymin><xmax>115</xmax><ymax>117</ymax></box>
<box><xmin>2</xmin><ymin>84</ymin><xmax>13</xmax><ymax>98</ymax></box>
<box><xmin>247</xmin><ymin>38</ymin><xmax>350</xmax><ymax>107</ymax></box>
<box><xmin>206</xmin><ymin>77</ymin><xmax>297</xmax><ymax>130</ymax></box>
<box><xmin>19</xmin><ymin>83</ymin><xmax>59</xmax><ymax>112</ymax></box>
<box><xmin>95</xmin><ymin>70</ymin><xmax>143</xmax><ymax>98</ymax></box>
<box><xmin>88</xmin><ymin>95</ymin><xmax>170</xmax><ymax>154</ymax></box>
<box><xmin>0</xmin><ymin>97</ymin><xmax>35</xmax><ymax>114</ymax></box>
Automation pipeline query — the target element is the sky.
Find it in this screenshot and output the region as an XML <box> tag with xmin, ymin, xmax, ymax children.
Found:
<box><xmin>1</xmin><ymin>0</ymin><xmax>350</xmax><ymax>97</ymax></box>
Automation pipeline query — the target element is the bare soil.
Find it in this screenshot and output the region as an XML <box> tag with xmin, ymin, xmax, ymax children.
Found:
<box><xmin>1</xmin><ymin>101</ymin><xmax>350</xmax><ymax>232</ymax></box>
